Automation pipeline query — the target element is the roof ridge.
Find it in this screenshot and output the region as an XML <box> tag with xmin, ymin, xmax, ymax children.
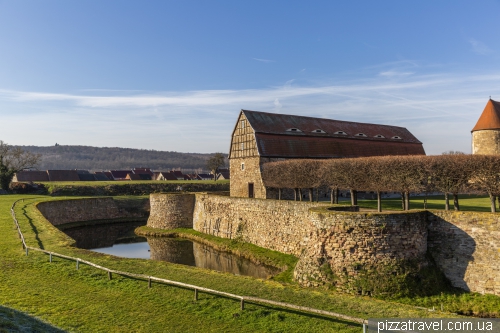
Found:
<box><xmin>241</xmin><ymin>109</ymin><xmax>407</xmax><ymax>129</ymax></box>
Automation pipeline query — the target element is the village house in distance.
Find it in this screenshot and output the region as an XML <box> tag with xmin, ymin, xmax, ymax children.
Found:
<box><xmin>229</xmin><ymin>110</ymin><xmax>425</xmax><ymax>199</ymax></box>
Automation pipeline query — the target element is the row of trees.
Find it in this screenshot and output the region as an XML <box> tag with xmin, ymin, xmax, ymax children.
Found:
<box><xmin>262</xmin><ymin>154</ymin><xmax>500</xmax><ymax>212</ymax></box>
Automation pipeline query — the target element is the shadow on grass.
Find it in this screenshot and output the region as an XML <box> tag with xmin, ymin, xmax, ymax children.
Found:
<box><xmin>20</xmin><ymin>203</ymin><xmax>44</xmax><ymax>250</ymax></box>
<box><xmin>0</xmin><ymin>305</ymin><xmax>66</xmax><ymax>333</ymax></box>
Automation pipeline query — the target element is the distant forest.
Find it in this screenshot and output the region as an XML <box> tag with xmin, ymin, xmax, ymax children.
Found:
<box><xmin>18</xmin><ymin>145</ymin><xmax>228</xmax><ymax>172</ymax></box>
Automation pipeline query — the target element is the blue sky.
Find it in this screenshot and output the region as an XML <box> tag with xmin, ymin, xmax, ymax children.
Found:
<box><xmin>1</xmin><ymin>1</ymin><xmax>499</xmax><ymax>154</ymax></box>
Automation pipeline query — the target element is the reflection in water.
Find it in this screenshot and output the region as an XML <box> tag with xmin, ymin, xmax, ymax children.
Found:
<box><xmin>61</xmin><ymin>220</ymin><xmax>146</xmax><ymax>249</ymax></box>
<box><xmin>61</xmin><ymin>221</ymin><xmax>280</xmax><ymax>279</ymax></box>
<box><xmin>148</xmin><ymin>237</ymin><xmax>281</xmax><ymax>279</ymax></box>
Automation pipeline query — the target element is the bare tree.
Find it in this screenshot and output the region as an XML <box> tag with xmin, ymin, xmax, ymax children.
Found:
<box><xmin>0</xmin><ymin>141</ymin><xmax>40</xmax><ymax>190</ymax></box>
<box><xmin>206</xmin><ymin>152</ymin><xmax>226</xmax><ymax>181</ymax></box>
<box><xmin>262</xmin><ymin>161</ymin><xmax>285</xmax><ymax>199</ymax></box>
<box><xmin>363</xmin><ymin>156</ymin><xmax>394</xmax><ymax>212</ymax></box>
<box><xmin>426</xmin><ymin>155</ymin><xmax>473</xmax><ymax>211</ymax></box>
<box><xmin>385</xmin><ymin>156</ymin><xmax>427</xmax><ymax>210</ymax></box>
<box><xmin>328</xmin><ymin>158</ymin><xmax>369</xmax><ymax>206</ymax></box>
<box><xmin>469</xmin><ymin>155</ymin><xmax>500</xmax><ymax>212</ymax></box>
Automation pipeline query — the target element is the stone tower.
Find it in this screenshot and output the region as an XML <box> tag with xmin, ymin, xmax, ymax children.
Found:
<box><xmin>471</xmin><ymin>99</ymin><xmax>500</xmax><ymax>155</ymax></box>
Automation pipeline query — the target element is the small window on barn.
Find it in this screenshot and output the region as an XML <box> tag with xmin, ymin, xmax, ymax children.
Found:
<box><xmin>374</xmin><ymin>134</ymin><xmax>385</xmax><ymax>138</ymax></box>
<box><xmin>334</xmin><ymin>131</ymin><xmax>347</xmax><ymax>135</ymax></box>
<box><xmin>241</xmin><ymin>119</ymin><xmax>245</xmax><ymax>128</ymax></box>
<box><xmin>286</xmin><ymin>128</ymin><xmax>302</xmax><ymax>132</ymax></box>
<box><xmin>355</xmin><ymin>133</ymin><xmax>367</xmax><ymax>137</ymax></box>
<box><xmin>312</xmin><ymin>129</ymin><xmax>326</xmax><ymax>133</ymax></box>
<box><xmin>241</xmin><ymin>163</ymin><xmax>245</xmax><ymax>170</ymax></box>
<box><xmin>391</xmin><ymin>136</ymin><xmax>402</xmax><ymax>140</ymax></box>
<box><xmin>241</xmin><ymin>143</ymin><xmax>244</xmax><ymax>150</ymax></box>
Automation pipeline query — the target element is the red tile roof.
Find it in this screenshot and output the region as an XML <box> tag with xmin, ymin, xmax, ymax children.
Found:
<box><xmin>255</xmin><ymin>133</ymin><xmax>425</xmax><ymax>158</ymax></box>
<box><xmin>241</xmin><ymin>110</ymin><xmax>425</xmax><ymax>158</ymax></box>
<box><xmin>471</xmin><ymin>99</ymin><xmax>500</xmax><ymax>132</ymax></box>
<box><xmin>14</xmin><ymin>171</ymin><xmax>49</xmax><ymax>182</ymax></box>
<box><xmin>47</xmin><ymin>170</ymin><xmax>80</xmax><ymax>181</ymax></box>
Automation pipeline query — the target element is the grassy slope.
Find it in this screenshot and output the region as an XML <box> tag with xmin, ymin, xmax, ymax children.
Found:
<box><xmin>0</xmin><ymin>195</ymin><xmax>483</xmax><ymax>333</ymax></box>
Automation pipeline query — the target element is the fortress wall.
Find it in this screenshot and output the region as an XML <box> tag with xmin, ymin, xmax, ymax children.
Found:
<box><xmin>146</xmin><ymin>193</ymin><xmax>500</xmax><ymax>295</ymax></box>
<box><xmin>147</xmin><ymin>193</ymin><xmax>195</xmax><ymax>229</ymax></box>
<box><xmin>36</xmin><ymin>198</ymin><xmax>123</xmax><ymax>226</ymax></box>
<box><xmin>192</xmin><ymin>193</ymin><xmax>333</xmax><ymax>256</ymax></box>
<box><xmin>427</xmin><ymin>211</ymin><xmax>500</xmax><ymax>295</ymax></box>
<box><xmin>472</xmin><ymin>130</ymin><xmax>500</xmax><ymax>155</ymax></box>
<box><xmin>295</xmin><ymin>210</ymin><xmax>428</xmax><ymax>290</ymax></box>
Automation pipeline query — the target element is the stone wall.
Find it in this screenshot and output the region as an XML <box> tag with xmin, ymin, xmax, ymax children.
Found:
<box><xmin>472</xmin><ymin>130</ymin><xmax>500</xmax><ymax>155</ymax></box>
<box><xmin>147</xmin><ymin>193</ymin><xmax>500</xmax><ymax>296</ymax></box>
<box><xmin>295</xmin><ymin>209</ymin><xmax>428</xmax><ymax>292</ymax></box>
<box><xmin>147</xmin><ymin>193</ymin><xmax>195</xmax><ymax>229</ymax></box>
<box><xmin>230</xmin><ymin>157</ymin><xmax>267</xmax><ymax>199</ymax></box>
<box><xmin>427</xmin><ymin>210</ymin><xmax>500</xmax><ymax>295</ymax></box>
<box><xmin>192</xmin><ymin>193</ymin><xmax>335</xmax><ymax>256</ymax></box>
<box><xmin>37</xmin><ymin>198</ymin><xmax>123</xmax><ymax>226</ymax></box>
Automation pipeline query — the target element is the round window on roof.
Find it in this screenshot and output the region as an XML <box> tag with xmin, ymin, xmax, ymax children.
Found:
<box><xmin>286</xmin><ymin>128</ymin><xmax>302</xmax><ymax>132</ymax></box>
<box><xmin>374</xmin><ymin>134</ymin><xmax>385</xmax><ymax>138</ymax></box>
<box><xmin>312</xmin><ymin>129</ymin><xmax>326</xmax><ymax>133</ymax></box>
<box><xmin>392</xmin><ymin>136</ymin><xmax>402</xmax><ymax>140</ymax></box>
<box><xmin>355</xmin><ymin>133</ymin><xmax>367</xmax><ymax>137</ymax></box>
<box><xmin>334</xmin><ymin>131</ymin><xmax>347</xmax><ymax>135</ymax></box>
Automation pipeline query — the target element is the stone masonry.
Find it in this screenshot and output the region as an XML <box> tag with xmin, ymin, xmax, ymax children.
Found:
<box><xmin>36</xmin><ymin>198</ymin><xmax>123</xmax><ymax>226</ymax></box>
<box><xmin>146</xmin><ymin>193</ymin><xmax>500</xmax><ymax>296</ymax></box>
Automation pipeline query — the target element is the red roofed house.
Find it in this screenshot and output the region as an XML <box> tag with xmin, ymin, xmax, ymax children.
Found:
<box><xmin>471</xmin><ymin>99</ymin><xmax>500</xmax><ymax>155</ymax></box>
<box><xmin>109</xmin><ymin>170</ymin><xmax>132</xmax><ymax>181</ymax></box>
<box><xmin>13</xmin><ymin>171</ymin><xmax>49</xmax><ymax>182</ymax></box>
<box><xmin>47</xmin><ymin>170</ymin><xmax>80</xmax><ymax>182</ymax></box>
<box><xmin>229</xmin><ymin>109</ymin><xmax>426</xmax><ymax>199</ymax></box>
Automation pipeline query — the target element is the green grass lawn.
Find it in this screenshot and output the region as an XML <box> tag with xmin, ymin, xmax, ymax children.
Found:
<box><xmin>1</xmin><ymin>194</ymin><xmax>498</xmax><ymax>332</ymax></box>
<box><xmin>357</xmin><ymin>194</ymin><xmax>493</xmax><ymax>212</ymax></box>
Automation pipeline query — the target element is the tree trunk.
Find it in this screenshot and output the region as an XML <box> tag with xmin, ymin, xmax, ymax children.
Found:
<box><xmin>377</xmin><ymin>191</ymin><xmax>382</xmax><ymax>212</ymax></box>
<box><xmin>334</xmin><ymin>188</ymin><xmax>339</xmax><ymax>204</ymax></box>
<box><xmin>490</xmin><ymin>194</ymin><xmax>496</xmax><ymax>213</ymax></box>
<box><xmin>350</xmin><ymin>189</ymin><xmax>356</xmax><ymax>206</ymax></box>
<box><xmin>299</xmin><ymin>188</ymin><xmax>303</xmax><ymax>202</ymax></box>
<box><xmin>330</xmin><ymin>189</ymin><xmax>334</xmax><ymax>204</ymax></box>
<box><xmin>278</xmin><ymin>188</ymin><xmax>281</xmax><ymax>201</ymax></box>
<box><xmin>444</xmin><ymin>193</ymin><xmax>449</xmax><ymax>211</ymax></box>
<box><xmin>308</xmin><ymin>188</ymin><xmax>313</xmax><ymax>202</ymax></box>
<box><xmin>405</xmin><ymin>191</ymin><xmax>410</xmax><ymax>211</ymax></box>
<box><xmin>401</xmin><ymin>192</ymin><xmax>405</xmax><ymax>210</ymax></box>
<box><xmin>453</xmin><ymin>194</ymin><xmax>460</xmax><ymax>211</ymax></box>
<box><xmin>294</xmin><ymin>188</ymin><xmax>298</xmax><ymax>201</ymax></box>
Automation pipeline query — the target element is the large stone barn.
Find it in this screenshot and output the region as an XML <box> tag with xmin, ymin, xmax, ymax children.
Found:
<box><xmin>229</xmin><ymin>110</ymin><xmax>425</xmax><ymax>199</ymax></box>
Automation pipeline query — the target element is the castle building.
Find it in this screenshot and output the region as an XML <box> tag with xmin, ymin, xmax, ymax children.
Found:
<box><xmin>471</xmin><ymin>99</ymin><xmax>500</xmax><ymax>155</ymax></box>
<box><xmin>229</xmin><ymin>110</ymin><xmax>425</xmax><ymax>198</ymax></box>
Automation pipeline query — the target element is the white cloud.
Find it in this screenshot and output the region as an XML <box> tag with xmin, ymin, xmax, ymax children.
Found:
<box><xmin>469</xmin><ymin>38</ymin><xmax>493</xmax><ymax>55</ymax></box>
<box><xmin>252</xmin><ymin>58</ymin><xmax>275</xmax><ymax>63</ymax></box>
<box><xmin>0</xmin><ymin>71</ymin><xmax>499</xmax><ymax>154</ymax></box>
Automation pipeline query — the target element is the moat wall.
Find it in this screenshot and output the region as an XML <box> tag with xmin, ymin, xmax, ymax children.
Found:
<box><xmin>427</xmin><ymin>210</ymin><xmax>500</xmax><ymax>295</ymax></box>
<box><xmin>147</xmin><ymin>193</ymin><xmax>500</xmax><ymax>296</ymax></box>
<box><xmin>37</xmin><ymin>198</ymin><xmax>123</xmax><ymax>226</ymax></box>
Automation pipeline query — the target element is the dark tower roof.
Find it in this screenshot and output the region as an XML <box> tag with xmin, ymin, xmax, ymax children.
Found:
<box><xmin>240</xmin><ymin>110</ymin><xmax>425</xmax><ymax>158</ymax></box>
<box><xmin>472</xmin><ymin>99</ymin><xmax>500</xmax><ymax>132</ymax></box>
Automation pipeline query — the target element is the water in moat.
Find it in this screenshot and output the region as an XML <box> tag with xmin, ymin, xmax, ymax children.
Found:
<box><xmin>61</xmin><ymin>221</ymin><xmax>280</xmax><ymax>279</ymax></box>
